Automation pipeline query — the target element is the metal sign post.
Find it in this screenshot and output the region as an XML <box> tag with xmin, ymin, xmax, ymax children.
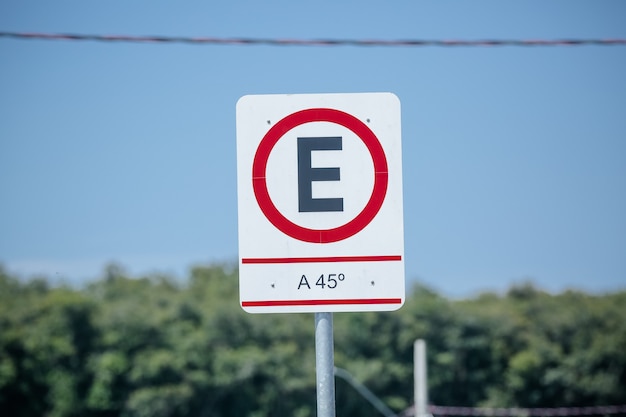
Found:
<box><xmin>315</xmin><ymin>312</ymin><xmax>336</xmax><ymax>417</ymax></box>
<box><xmin>236</xmin><ymin>93</ymin><xmax>405</xmax><ymax>416</ymax></box>
<box><xmin>414</xmin><ymin>339</ymin><xmax>428</xmax><ymax>417</ymax></box>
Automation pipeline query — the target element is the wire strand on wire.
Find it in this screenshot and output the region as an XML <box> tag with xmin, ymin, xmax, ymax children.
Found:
<box><xmin>1</xmin><ymin>31</ymin><xmax>626</xmax><ymax>47</ymax></box>
<box><xmin>428</xmin><ymin>405</ymin><xmax>626</xmax><ymax>417</ymax></box>
<box><xmin>399</xmin><ymin>405</ymin><xmax>626</xmax><ymax>417</ymax></box>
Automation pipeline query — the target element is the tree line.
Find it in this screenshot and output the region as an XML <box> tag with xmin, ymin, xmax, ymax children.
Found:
<box><xmin>1</xmin><ymin>264</ymin><xmax>624</xmax><ymax>417</ymax></box>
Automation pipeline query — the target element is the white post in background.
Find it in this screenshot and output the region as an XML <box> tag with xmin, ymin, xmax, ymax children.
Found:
<box><xmin>414</xmin><ymin>339</ymin><xmax>428</xmax><ymax>417</ymax></box>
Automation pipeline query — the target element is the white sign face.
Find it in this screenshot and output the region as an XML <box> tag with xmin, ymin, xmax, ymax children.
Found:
<box><xmin>236</xmin><ymin>92</ymin><xmax>404</xmax><ymax>313</ymax></box>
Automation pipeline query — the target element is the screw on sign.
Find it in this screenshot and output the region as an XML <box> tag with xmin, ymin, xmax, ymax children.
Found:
<box><xmin>236</xmin><ymin>92</ymin><xmax>405</xmax><ymax>314</ymax></box>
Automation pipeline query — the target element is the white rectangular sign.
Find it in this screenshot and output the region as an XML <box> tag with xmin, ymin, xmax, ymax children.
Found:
<box><xmin>236</xmin><ymin>92</ymin><xmax>405</xmax><ymax>313</ymax></box>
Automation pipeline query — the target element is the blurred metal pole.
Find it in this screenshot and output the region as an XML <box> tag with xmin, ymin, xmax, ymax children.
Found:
<box><xmin>315</xmin><ymin>312</ymin><xmax>336</xmax><ymax>417</ymax></box>
<box><xmin>334</xmin><ymin>366</ymin><xmax>396</xmax><ymax>417</ymax></box>
<box><xmin>414</xmin><ymin>339</ymin><xmax>428</xmax><ymax>417</ymax></box>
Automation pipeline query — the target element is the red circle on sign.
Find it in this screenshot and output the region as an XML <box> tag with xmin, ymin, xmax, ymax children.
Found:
<box><xmin>252</xmin><ymin>108</ymin><xmax>388</xmax><ymax>243</ymax></box>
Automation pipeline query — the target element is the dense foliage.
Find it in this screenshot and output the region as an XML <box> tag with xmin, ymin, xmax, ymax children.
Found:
<box><xmin>1</xmin><ymin>264</ymin><xmax>624</xmax><ymax>417</ymax></box>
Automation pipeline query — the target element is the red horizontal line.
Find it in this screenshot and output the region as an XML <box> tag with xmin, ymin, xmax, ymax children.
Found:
<box><xmin>241</xmin><ymin>255</ymin><xmax>402</xmax><ymax>264</ymax></box>
<box><xmin>242</xmin><ymin>298</ymin><xmax>403</xmax><ymax>307</ymax></box>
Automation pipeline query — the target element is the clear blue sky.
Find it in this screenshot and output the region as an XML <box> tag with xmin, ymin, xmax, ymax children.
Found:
<box><xmin>1</xmin><ymin>1</ymin><xmax>625</xmax><ymax>298</ymax></box>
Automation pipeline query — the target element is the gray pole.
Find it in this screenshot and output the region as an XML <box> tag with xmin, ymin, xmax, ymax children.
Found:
<box><xmin>414</xmin><ymin>339</ymin><xmax>427</xmax><ymax>417</ymax></box>
<box><xmin>315</xmin><ymin>312</ymin><xmax>336</xmax><ymax>417</ymax></box>
<box><xmin>334</xmin><ymin>366</ymin><xmax>395</xmax><ymax>417</ymax></box>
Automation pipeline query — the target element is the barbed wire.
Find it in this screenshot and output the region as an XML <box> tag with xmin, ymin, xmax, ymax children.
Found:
<box><xmin>401</xmin><ymin>405</ymin><xmax>626</xmax><ymax>417</ymax></box>
<box><xmin>1</xmin><ymin>31</ymin><xmax>626</xmax><ymax>47</ymax></box>
<box><xmin>430</xmin><ymin>405</ymin><xmax>626</xmax><ymax>417</ymax></box>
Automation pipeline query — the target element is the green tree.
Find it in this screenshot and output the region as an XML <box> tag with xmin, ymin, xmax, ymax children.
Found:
<box><xmin>1</xmin><ymin>264</ymin><xmax>625</xmax><ymax>417</ymax></box>
<box><xmin>0</xmin><ymin>268</ymin><xmax>97</xmax><ymax>417</ymax></box>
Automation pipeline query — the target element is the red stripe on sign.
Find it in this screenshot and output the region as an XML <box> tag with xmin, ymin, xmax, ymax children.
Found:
<box><xmin>241</xmin><ymin>298</ymin><xmax>403</xmax><ymax>307</ymax></box>
<box><xmin>241</xmin><ymin>255</ymin><xmax>402</xmax><ymax>264</ymax></box>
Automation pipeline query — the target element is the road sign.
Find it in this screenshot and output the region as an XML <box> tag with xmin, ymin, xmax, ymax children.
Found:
<box><xmin>236</xmin><ymin>92</ymin><xmax>404</xmax><ymax>313</ymax></box>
